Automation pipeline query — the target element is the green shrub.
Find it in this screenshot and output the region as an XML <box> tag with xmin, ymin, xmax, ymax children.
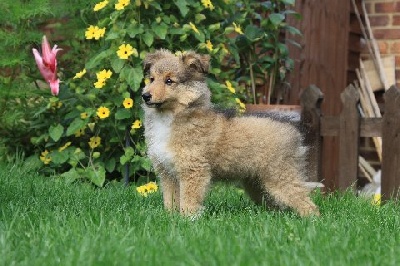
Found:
<box><xmin>7</xmin><ymin>0</ymin><xmax>300</xmax><ymax>186</ymax></box>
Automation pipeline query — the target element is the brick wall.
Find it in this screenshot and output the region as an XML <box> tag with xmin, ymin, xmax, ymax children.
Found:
<box><xmin>364</xmin><ymin>0</ymin><xmax>400</xmax><ymax>86</ymax></box>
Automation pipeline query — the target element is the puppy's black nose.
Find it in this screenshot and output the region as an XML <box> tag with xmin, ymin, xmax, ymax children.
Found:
<box><xmin>142</xmin><ymin>92</ymin><xmax>152</xmax><ymax>103</ymax></box>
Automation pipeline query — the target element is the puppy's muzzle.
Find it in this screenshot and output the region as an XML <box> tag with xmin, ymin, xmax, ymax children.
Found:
<box><xmin>142</xmin><ymin>92</ymin><xmax>163</xmax><ymax>108</ymax></box>
<box><xmin>142</xmin><ymin>92</ymin><xmax>152</xmax><ymax>103</ymax></box>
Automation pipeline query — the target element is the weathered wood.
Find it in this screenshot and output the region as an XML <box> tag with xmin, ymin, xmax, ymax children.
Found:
<box><xmin>338</xmin><ymin>85</ymin><xmax>360</xmax><ymax>190</ymax></box>
<box><xmin>381</xmin><ymin>86</ymin><xmax>400</xmax><ymax>200</ymax></box>
<box><xmin>286</xmin><ymin>0</ymin><xmax>361</xmax><ymax>191</ymax></box>
<box><xmin>300</xmin><ymin>85</ymin><xmax>324</xmax><ymax>182</ymax></box>
<box><xmin>321</xmin><ymin>117</ymin><xmax>382</xmax><ymax>137</ymax></box>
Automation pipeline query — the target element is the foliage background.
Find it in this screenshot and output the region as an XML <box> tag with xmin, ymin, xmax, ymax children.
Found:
<box><xmin>0</xmin><ymin>0</ymin><xmax>299</xmax><ymax>185</ymax></box>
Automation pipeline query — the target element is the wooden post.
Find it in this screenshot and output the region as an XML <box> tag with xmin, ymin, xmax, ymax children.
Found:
<box><xmin>381</xmin><ymin>86</ymin><xmax>400</xmax><ymax>200</ymax></box>
<box><xmin>338</xmin><ymin>85</ymin><xmax>360</xmax><ymax>190</ymax></box>
<box><xmin>300</xmin><ymin>85</ymin><xmax>324</xmax><ymax>182</ymax></box>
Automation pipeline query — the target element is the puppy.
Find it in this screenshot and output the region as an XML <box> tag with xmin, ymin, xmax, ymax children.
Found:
<box><xmin>141</xmin><ymin>49</ymin><xmax>319</xmax><ymax>217</ymax></box>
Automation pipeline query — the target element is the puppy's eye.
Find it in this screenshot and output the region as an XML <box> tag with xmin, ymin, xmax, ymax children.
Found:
<box><xmin>150</xmin><ymin>77</ymin><xmax>154</xmax><ymax>83</ymax></box>
<box><xmin>165</xmin><ymin>78</ymin><xmax>174</xmax><ymax>86</ymax></box>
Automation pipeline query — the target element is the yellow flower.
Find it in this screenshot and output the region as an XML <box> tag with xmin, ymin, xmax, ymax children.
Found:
<box><xmin>235</xmin><ymin>98</ymin><xmax>246</xmax><ymax>112</ymax></box>
<box><xmin>88</xmin><ymin>136</ymin><xmax>101</xmax><ymax>149</ymax></box>
<box><xmin>372</xmin><ymin>193</ymin><xmax>381</xmax><ymax>206</ymax></box>
<box><xmin>94</xmin><ymin>69</ymin><xmax>112</xmax><ymax>88</ymax></box>
<box><xmin>146</xmin><ymin>182</ymin><xmax>158</xmax><ymax>192</ymax></box>
<box><xmin>189</xmin><ymin>22</ymin><xmax>200</xmax><ymax>34</ymax></box>
<box><xmin>73</xmin><ymin>69</ymin><xmax>86</xmax><ymax>79</ymax></box>
<box><xmin>205</xmin><ymin>40</ymin><xmax>213</xmax><ymax>51</ymax></box>
<box><xmin>40</xmin><ymin>150</ymin><xmax>51</xmax><ymax>164</ymax></box>
<box><xmin>201</xmin><ymin>0</ymin><xmax>215</xmax><ymax>10</ymax></box>
<box><xmin>97</xmin><ymin>106</ymin><xmax>110</xmax><ymax>119</ymax></box>
<box><xmin>136</xmin><ymin>186</ymin><xmax>148</xmax><ymax>197</ymax></box>
<box><xmin>225</xmin><ymin>80</ymin><xmax>235</xmax><ymax>93</ymax></box>
<box><xmin>58</xmin><ymin>142</ymin><xmax>72</xmax><ymax>152</ymax></box>
<box><xmin>131</xmin><ymin>119</ymin><xmax>142</xmax><ymax>129</ymax></box>
<box><xmin>94</xmin><ymin>27</ymin><xmax>106</xmax><ymax>40</ymax></box>
<box><xmin>80</xmin><ymin>112</ymin><xmax>88</xmax><ymax>119</ymax></box>
<box><xmin>233</xmin><ymin>22</ymin><xmax>244</xmax><ymax>35</ymax></box>
<box><xmin>136</xmin><ymin>182</ymin><xmax>158</xmax><ymax>197</ymax></box>
<box><xmin>75</xmin><ymin>128</ymin><xmax>86</xmax><ymax>137</ymax></box>
<box><xmin>94</xmin><ymin>0</ymin><xmax>108</xmax><ymax>11</ymax></box>
<box><xmin>117</xmin><ymin>44</ymin><xmax>137</xmax><ymax>60</ymax></box>
<box><xmin>94</xmin><ymin>79</ymin><xmax>106</xmax><ymax>89</ymax></box>
<box><xmin>85</xmin><ymin>25</ymin><xmax>97</xmax><ymax>39</ymax></box>
<box><xmin>115</xmin><ymin>0</ymin><xmax>130</xmax><ymax>10</ymax></box>
<box><xmin>144</xmin><ymin>77</ymin><xmax>150</xmax><ymax>85</ymax></box>
<box><xmin>123</xmin><ymin>98</ymin><xmax>134</xmax><ymax>108</ymax></box>
<box><xmin>97</xmin><ymin>69</ymin><xmax>112</xmax><ymax>80</ymax></box>
<box><xmin>85</xmin><ymin>25</ymin><xmax>106</xmax><ymax>40</ymax></box>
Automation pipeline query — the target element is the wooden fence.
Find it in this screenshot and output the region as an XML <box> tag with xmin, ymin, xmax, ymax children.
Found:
<box><xmin>300</xmin><ymin>85</ymin><xmax>400</xmax><ymax>200</ymax></box>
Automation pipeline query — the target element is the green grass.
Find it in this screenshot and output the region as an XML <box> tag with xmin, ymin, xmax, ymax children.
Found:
<box><xmin>1</xmin><ymin>163</ymin><xmax>399</xmax><ymax>266</ymax></box>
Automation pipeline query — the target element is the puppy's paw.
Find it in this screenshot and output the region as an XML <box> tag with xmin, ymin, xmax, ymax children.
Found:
<box><xmin>181</xmin><ymin>206</ymin><xmax>205</xmax><ymax>221</ymax></box>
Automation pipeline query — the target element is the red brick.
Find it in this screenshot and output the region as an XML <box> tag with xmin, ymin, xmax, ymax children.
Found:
<box><xmin>393</xmin><ymin>15</ymin><xmax>400</xmax><ymax>25</ymax></box>
<box><xmin>375</xmin><ymin>2</ymin><xmax>400</xmax><ymax>13</ymax></box>
<box><xmin>364</xmin><ymin>3</ymin><xmax>373</xmax><ymax>14</ymax></box>
<box><xmin>368</xmin><ymin>15</ymin><xmax>390</xmax><ymax>27</ymax></box>
<box><xmin>391</xmin><ymin>42</ymin><xmax>400</xmax><ymax>54</ymax></box>
<box><xmin>378</xmin><ymin>41</ymin><xmax>390</xmax><ymax>54</ymax></box>
<box><xmin>373</xmin><ymin>28</ymin><xmax>400</xmax><ymax>40</ymax></box>
<box><xmin>395</xmin><ymin>55</ymin><xmax>400</xmax><ymax>67</ymax></box>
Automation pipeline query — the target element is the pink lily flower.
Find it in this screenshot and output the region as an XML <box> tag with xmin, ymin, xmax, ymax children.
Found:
<box><xmin>32</xmin><ymin>36</ymin><xmax>62</xmax><ymax>96</ymax></box>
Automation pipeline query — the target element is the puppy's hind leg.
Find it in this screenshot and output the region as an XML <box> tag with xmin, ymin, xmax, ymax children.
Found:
<box><xmin>242</xmin><ymin>178</ymin><xmax>277</xmax><ymax>210</ymax></box>
<box><xmin>261</xmin><ymin>166</ymin><xmax>320</xmax><ymax>217</ymax></box>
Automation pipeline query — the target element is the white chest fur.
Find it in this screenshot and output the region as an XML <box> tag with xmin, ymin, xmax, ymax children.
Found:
<box><xmin>145</xmin><ymin>112</ymin><xmax>175</xmax><ymax>170</ymax></box>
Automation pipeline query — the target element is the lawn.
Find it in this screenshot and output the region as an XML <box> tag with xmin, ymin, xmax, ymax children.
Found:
<box><xmin>1</xmin><ymin>162</ymin><xmax>399</xmax><ymax>266</ymax></box>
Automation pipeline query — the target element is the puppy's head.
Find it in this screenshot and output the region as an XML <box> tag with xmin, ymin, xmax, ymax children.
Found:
<box><xmin>141</xmin><ymin>49</ymin><xmax>211</xmax><ymax>110</ymax></box>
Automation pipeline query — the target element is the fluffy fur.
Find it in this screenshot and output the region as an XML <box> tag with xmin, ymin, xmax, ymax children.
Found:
<box><xmin>142</xmin><ymin>49</ymin><xmax>319</xmax><ymax>217</ymax></box>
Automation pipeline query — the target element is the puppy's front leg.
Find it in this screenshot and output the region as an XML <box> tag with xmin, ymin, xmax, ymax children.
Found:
<box><xmin>178</xmin><ymin>166</ymin><xmax>211</xmax><ymax>217</ymax></box>
<box><xmin>159</xmin><ymin>176</ymin><xmax>180</xmax><ymax>212</ymax></box>
<box><xmin>154</xmin><ymin>164</ymin><xmax>180</xmax><ymax>211</ymax></box>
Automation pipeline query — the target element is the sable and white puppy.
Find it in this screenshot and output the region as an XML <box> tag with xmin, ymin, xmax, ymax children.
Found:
<box><xmin>141</xmin><ymin>49</ymin><xmax>319</xmax><ymax>217</ymax></box>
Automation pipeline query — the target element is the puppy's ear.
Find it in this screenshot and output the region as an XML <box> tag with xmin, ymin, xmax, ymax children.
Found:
<box><xmin>143</xmin><ymin>49</ymin><xmax>172</xmax><ymax>73</ymax></box>
<box><xmin>181</xmin><ymin>51</ymin><xmax>210</xmax><ymax>74</ymax></box>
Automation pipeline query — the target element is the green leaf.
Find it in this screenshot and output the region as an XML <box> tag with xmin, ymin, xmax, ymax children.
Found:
<box><xmin>285</xmin><ymin>25</ymin><xmax>301</xmax><ymax>36</ymax></box>
<box><xmin>51</xmin><ymin>150</ymin><xmax>69</xmax><ymax>164</ymax></box>
<box><xmin>111</xmin><ymin>58</ymin><xmax>125</xmax><ymax>73</ymax></box>
<box><xmin>269</xmin><ymin>13</ymin><xmax>285</xmax><ymax>26</ymax></box>
<box><xmin>85</xmin><ymin>49</ymin><xmax>114</xmax><ymax>69</ymax></box>
<box><xmin>66</xmin><ymin>118</ymin><xmax>87</xmax><ymax>136</ymax></box>
<box><xmin>105</xmin><ymin>157</ymin><xmax>116</xmax><ymax>172</ymax></box>
<box><xmin>127</xmin><ymin>24</ymin><xmax>144</xmax><ymax>38</ymax></box>
<box><xmin>106</xmin><ymin>31</ymin><xmax>124</xmax><ymax>40</ymax></box>
<box><xmin>61</xmin><ymin>168</ymin><xmax>82</xmax><ymax>184</ymax></box>
<box><xmin>152</xmin><ymin>22</ymin><xmax>168</xmax><ymax>39</ymax></box>
<box><xmin>143</xmin><ymin>31</ymin><xmax>154</xmax><ymax>47</ymax></box>
<box><xmin>174</xmin><ymin>0</ymin><xmax>189</xmax><ymax>17</ymax></box>
<box><xmin>49</xmin><ymin>124</ymin><xmax>64</xmax><ymax>142</ymax></box>
<box><xmin>121</xmin><ymin>66</ymin><xmax>144</xmax><ymax>91</ymax></box>
<box><xmin>195</xmin><ymin>14</ymin><xmax>206</xmax><ymax>24</ymax></box>
<box><xmin>85</xmin><ymin>166</ymin><xmax>106</xmax><ymax>187</ymax></box>
<box><xmin>115</xmin><ymin>108</ymin><xmax>131</xmax><ymax>120</ymax></box>
<box><xmin>244</xmin><ymin>25</ymin><xmax>264</xmax><ymax>42</ymax></box>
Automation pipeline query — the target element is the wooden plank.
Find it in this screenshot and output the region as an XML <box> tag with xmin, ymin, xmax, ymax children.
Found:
<box><xmin>381</xmin><ymin>86</ymin><xmax>400</xmax><ymax>200</ymax></box>
<box><xmin>287</xmin><ymin>0</ymin><xmax>356</xmax><ymax>191</ymax></box>
<box><xmin>338</xmin><ymin>84</ymin><xmax>360</xmax><ymax>190</ymax></box>
<box><xmin>321</xmin><ymin>117</ymin><xmax>382</xmax><ymax>137</ymax></box>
